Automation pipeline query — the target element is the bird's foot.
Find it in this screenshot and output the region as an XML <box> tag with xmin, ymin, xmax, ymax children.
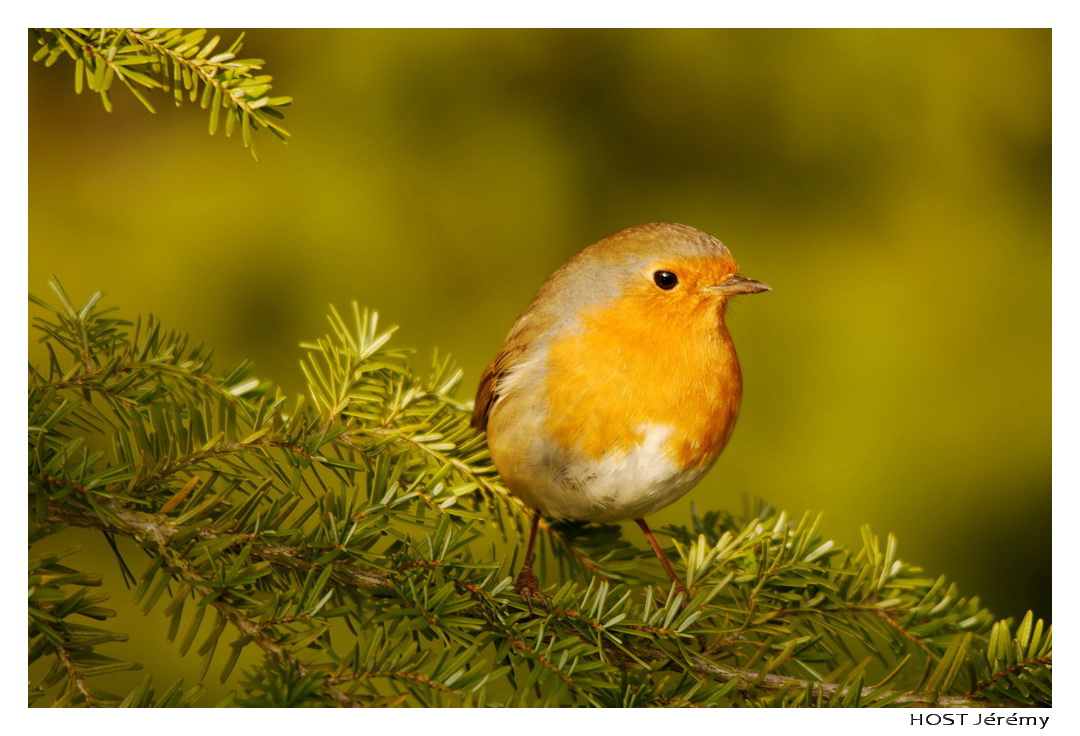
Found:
<box><xmin>514</xmin><ymin>564</ymin><xmax>547</xmax><ymax>612</ymax></box>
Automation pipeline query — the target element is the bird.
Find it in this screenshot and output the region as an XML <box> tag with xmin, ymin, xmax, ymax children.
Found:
<box><xmin>471</xmin><ymin>222</ymin><xmax>769</xmax><ymax>603</ymax></box>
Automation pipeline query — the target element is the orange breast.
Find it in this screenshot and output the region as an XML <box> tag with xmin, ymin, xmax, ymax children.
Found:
<box><xmin>543</xmin><ymin>288</ymin><xmax>743</xmax><ymax>470</ymax></box>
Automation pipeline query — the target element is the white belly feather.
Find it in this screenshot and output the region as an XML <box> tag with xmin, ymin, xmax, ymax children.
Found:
<box><xmin>529</xmin><ymin>423</ymin><xmax>712</xmax><ymax>523</ymax></box>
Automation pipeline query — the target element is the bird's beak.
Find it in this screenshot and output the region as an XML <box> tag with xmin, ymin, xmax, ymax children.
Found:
<box><xmin>709</xmin><ymin>275</ymin><xmax>772</xmax><ymax>296</ymax></box>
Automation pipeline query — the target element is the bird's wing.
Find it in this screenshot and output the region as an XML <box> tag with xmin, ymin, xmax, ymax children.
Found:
<box><xmin>471</xmin><ymin>343</ymin><xmax>525</xmax><ymax>432</ymax></box>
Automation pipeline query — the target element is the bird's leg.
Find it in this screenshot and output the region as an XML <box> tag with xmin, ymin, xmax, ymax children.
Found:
<box><xmin>635</xmin><ymin>517</ymin><xmax>689</xmax><ymax>598</ymax></box>
<box><xmin>514</xmin><ymin>509</ymin><xmax>547</xmax><ymax>609</ymax></box>
<box><xmin>636</xmin><ymin>518</ymin><xmax>705</xmax><ymax>649</ymax></box>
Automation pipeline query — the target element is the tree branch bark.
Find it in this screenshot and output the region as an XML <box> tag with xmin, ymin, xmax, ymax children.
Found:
<box><xmin>37</xmin><ymin>494</ymin><xmax>392</xmax><ymax>591</ymax></box>
<box><xmin>37</xmin><ymin>494</ymin><xmax>1044</xmax><ymax>709</ymax></box>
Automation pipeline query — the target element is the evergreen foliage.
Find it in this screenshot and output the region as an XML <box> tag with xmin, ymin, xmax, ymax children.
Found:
<box><xmin>27</xmin><ymin>286</ymin><xmax>1052</xmax><ymax>707</ymax></box>
<box><xmin>29</xmin><ymin>28</ymin><xmax>291</xmax><ymax>159</ymax></box>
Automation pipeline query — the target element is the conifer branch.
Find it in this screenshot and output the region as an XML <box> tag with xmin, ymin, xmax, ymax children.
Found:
<box><xmin>30</xmin><ymin>28</ymin><xmax>291</xmax><ymax>159</ymax></box>
<box><xmin>52</xmin><ymin>635</ymin><xmax>99</xmax><ymax>707</ymax></box>
<box><xmin>36</xmin><ymin>496</ymin><xmax>392</xmax><ymax>591</ymax></box>
<box><xmin>50</xmin><ymin>497</ymin><xmax>369</xmax><ymax>707</ymax></box>
<box><xmin>622</xmin><ymin>645</ymin><xmax>1037</xmax><ymax>708</ymax></box>
<box><xmin>27</xmin><ymin>286</ymin><xmax>1052</xmax><ymax>707</ymax></box>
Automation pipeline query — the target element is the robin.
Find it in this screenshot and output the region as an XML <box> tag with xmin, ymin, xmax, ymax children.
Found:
<box><xmin>472</xmin><ymin>222</ymin><xmax>769</xmax><ymax>603</ymax></box>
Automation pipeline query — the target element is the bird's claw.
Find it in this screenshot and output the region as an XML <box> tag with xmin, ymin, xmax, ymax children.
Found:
<box><xmin>514</xmin><ymin>565</ymin><xmax>547</xmax><ymax>612</ymax></box>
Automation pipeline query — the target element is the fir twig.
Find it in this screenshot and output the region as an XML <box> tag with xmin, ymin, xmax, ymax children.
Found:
<box><xmin>29</xmin><ymin>28</ymin><xmax>291</xmax><ymax>159</ymax></box>
<box><xmin>28</xmin><ymin>286</ymin><xmax>1052</xmax><ymax>707</ymax></box>
<box><xmin>36</xmin><ymin>497</ymin><xmax>391</xmax><ymax>591</ymax></box>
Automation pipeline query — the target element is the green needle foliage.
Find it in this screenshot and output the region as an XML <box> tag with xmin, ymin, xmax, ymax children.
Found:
<box><xmin>27</xmin><ymin>285</ymin><xmax>1052</xmax><ymax>707</ymax></box>
<box><xmin>30</xmin><ymin>28</ymin><xmax>291</xmax><ymax>159</ymax></box>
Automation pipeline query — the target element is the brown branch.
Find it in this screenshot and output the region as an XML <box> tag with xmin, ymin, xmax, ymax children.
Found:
<box><xmin>32</xmin><ymin>432</ymin><xmax>318</xmax><ymax>500</ymax></box>
<box><xmin>754</xmin><ymin>604</ymin><xmax>933</xmax><ymax>653</ymax></box>
<box><xmin>875</xmin><ymin>608</ymin><xmax>934</xmax><ymax>654</ymax></box>
<box><xmin>36</xmin><ymin>496</ymin><xmax>1048</xmax><ymax>708</ymax></box>
<box><xmin>95</xmin><ymin>499</ymin><xmax>366</xmax><ymax>707</ymax></box>
<box><xmin>971</xmin><ymin>656</ymin><xmax>1053</xmax><ymax>696</ymax></box>
<box><xmin>36</xmin><ymin>496</ymin><xmax>391</xmax><ymax>591</ymax></box>
<box><xmin>490</xmin><ymin>594</ymin><xmax>1044</xmax><ymax>708</ymax></box>
<box><xmin>35</xmin><ymin>494</ymin><xmax>385</xmax><ymax>700</ymax></box>
<box><xmin>619</xmin><ymin>644</ymin><xmax>1041</xmax><ymax>708</ymax></box>
<box><xmin>35</xmin><ymin>475</ymin><xmax>94</xmax><ymax>495</ymax></box>
<box><xmin>504</xmin><ymin>636</ymin><xmax>574</xmax><ymax>686</ymax></box>
<box><xmin>349</xmin><ymin>427</ymin><xmax>504</xmax><ymax>498</ymax></box>
<box><xmin>144</xmin><ymin>438</ymin><xmax>317</xmax><ymax>488</ymax></box>
<box><xmin>54</xmin><ymin>645</ymin><xmax>98</xmax><ymax>708</ymax></box>
<box><xmin>39</xmin><ymin>356</ymin><xmax>255</xmax><ymax>415</ymax></box>
<box><xmin>122</xmin><ymin>29</ymin><xmax>265</xmax><ymax>119</ymax></box>
<box><xmin>329</xmin><ymin>670</ymin><xmax>465</xmax><ymax>700</ymax></box>
<box><xmin>46</xmin><ymin>379</ymin><xmax>141</xmax><ymax>408</ymax></box>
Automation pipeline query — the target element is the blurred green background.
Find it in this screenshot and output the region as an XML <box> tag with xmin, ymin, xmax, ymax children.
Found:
<box><xmin>29</xmin><ymin>27</ymin><xmax>1050</xmax><ymax>672</ymax></box>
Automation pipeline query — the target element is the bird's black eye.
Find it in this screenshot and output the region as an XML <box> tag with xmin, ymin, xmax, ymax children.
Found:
<box><xmin>653</xmin><ymin>270</ymin><xmax>679</xmax><ymax>290</ymax></box>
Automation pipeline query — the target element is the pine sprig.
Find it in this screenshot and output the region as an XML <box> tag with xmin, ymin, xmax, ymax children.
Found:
<box><xmin>30</xmin><ymin>28</ymin><xmax>291</xmax><ymax>159</ymax></box>
<box><xmin>27</xmin><ymin>285</ymin><xmax>1051</xmax><ymax>707</ymax></box>
<box><xmin>28</xmin><ymin>521</ymin><xmax>209</xmax><ymax>707</ymax></box>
